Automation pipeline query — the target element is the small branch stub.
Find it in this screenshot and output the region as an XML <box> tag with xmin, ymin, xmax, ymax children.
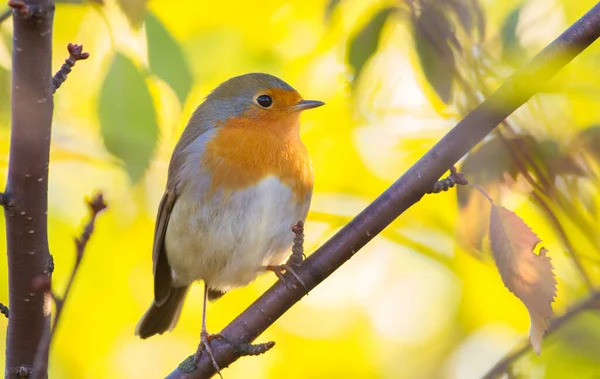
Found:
<box><xmin>1</xmin><ymin>302</ymin><xmax>9</xmax><ymax>319</ymax></box>
<box><xmin>11</xmin><ymin>366</ymin><xmax>32</xmax><ymax>378</ymax></box>
<box><xmin>233</xmin><ymin>341</ymin><xmax>275</xmax><ymax>357</ymax></box>
<box><xmin>428</xmin><ymin>166</ymin><xmax>468</xmax><ymax>194</ymax></box>
<box><xmin>8</xmin><ymin>0</ymin><xmax>49</xmax><ymax>19</ymax></box>
<box><xmin>52</xmin><ymin>43</ymin><xmax>89</xmax><ymax>93</ymax></box>
<box><xmin>0</xmin><ymin>191</ymin><xmax>11</xmax><ymax>208</ymax></box>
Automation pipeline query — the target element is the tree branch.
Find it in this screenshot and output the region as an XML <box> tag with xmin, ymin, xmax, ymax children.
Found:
<box><xmin>52</xmin><ymin>43</ymin><xmax>89</xmax><ymax>93</ymax></box>
<box><xmin>482</xmin><ymin>292</ymin><xmax>600</xmax><ymax>379</ymax></box>
<box><xmin>4</xmin><ymin>0</ymin><xmax>55</xmax><ymax>377</ymax></box>
<box><xmin>31</xmin><ymin>193</ymin><xmax>107</xmax><ymax>379</ymax></box>
<box><xmin>165</xmin><ymin>3</ymin><xmax>600</xmax><ymax>378</ymax></box>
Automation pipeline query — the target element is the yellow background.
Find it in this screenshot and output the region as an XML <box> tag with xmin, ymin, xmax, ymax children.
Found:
<box><xmin>1</xmin><ymin>0</ymin><xmax>600</xmax><ymax>378</ymax></box>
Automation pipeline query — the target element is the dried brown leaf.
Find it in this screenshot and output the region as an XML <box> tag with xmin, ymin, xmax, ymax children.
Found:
<box><xmin>489</xmin><ymin>205</ymin><xmax>557</xmax><ymax>354</ymax></box>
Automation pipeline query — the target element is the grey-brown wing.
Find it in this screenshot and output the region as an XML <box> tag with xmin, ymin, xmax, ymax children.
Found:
<box><xmin>151</xmin><ymin>105</ymin><xmax>213</xmax><ymax>305</ymax></box>
<box><xmin>152</xmin><ymin>189</ymin><xmax>177</xmax><ymax>306</ymax></box>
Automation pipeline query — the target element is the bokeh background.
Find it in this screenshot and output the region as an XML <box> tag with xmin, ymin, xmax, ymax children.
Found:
<box><xmin>2</xmin><ymin>0</ymin><xmax>600</xmax><ymax>378</ymax></box>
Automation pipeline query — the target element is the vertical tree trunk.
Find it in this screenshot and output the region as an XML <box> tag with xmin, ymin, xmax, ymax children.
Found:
<box><xmin>4</xmin><ymin>1</ymin><xmax>55</xmax><ymax>377</ymax></box>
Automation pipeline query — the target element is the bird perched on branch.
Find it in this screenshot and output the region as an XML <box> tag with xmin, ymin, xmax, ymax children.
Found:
<box><xmin>135</xmin><ymin>72</ymin><xmax>324</xmax><ymax>373</ymax></box>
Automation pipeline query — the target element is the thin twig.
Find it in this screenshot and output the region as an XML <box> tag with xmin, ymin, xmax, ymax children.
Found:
<box><xmin>31</xmin><ymin>193</ymin><xmax>107</xmax><ymax>379</ymax></box>
<box><xmin>0</xmin><ymin>8</ymin><xmax>11</xmax><ymax>23</ymax></box>
<box><xmin>0</xmin><ymin>302</ymin><xmax>9</xmax><ymax>318</ymax></box>
<box><xmin>165</xmin><ymin>3</ymin><xmax>600</xmax><ymax>378</ymax></box>
<box><xmin>469</xmin><ymin>183</ymin><xmax>494</xmax><ymax>204</ymax></box>
<box><xmin>52</xmin><ymin>43</ymin><xmax>89</xmax><ymax>93</ymax></box>
<box><xmin>482</xmin><ymin>292</ymin><xmax>600</xmax><ymax>379</ymax></box>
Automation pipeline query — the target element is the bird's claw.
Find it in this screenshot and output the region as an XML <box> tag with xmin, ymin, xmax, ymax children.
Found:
<box><xmin>195</xmin><ymin>330</ymin><xmax>224</xmax><ymax>378</ymax></box>
<box><xmin>194</xmin><ymin>332</ymin><xmax>276</xmax><ymax>376</ymax></box>
<box><xmin>266</xmin><ymin>264</ymin><xmax>308</xmax><ymax>295</ymax></box>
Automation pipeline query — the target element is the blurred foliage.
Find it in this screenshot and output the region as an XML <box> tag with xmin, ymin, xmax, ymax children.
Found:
<box><xmin>1</xmin><ymin>0</ymin><xmax>600</xmax><ymax>378</ymax></box>
<box><xmin>145</xmin><ymin>11</ymin><xmax>193</xmax><ymax>104</ymax></box>
<box><xmin>99</xmin><ymin>52</ymin><xmax>158</xmax><ymax>183</ymax></box>
<box><xmin>347</xmin><ymin>6</ymin><xmax>397</xmax><ymax>83</ymax></box>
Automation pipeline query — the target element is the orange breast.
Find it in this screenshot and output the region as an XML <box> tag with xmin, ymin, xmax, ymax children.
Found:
<box><xmin>202</xmin><ymin>115</ymin><xmax>313</xmax><ymax>199</ymax></box>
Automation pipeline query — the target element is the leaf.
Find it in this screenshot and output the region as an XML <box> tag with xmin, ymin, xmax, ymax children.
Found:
<box><xmin>145</xmin><ymin>12</ymin><xmax>193</xmax><ymax>104</ymax></box>
<box><xmin>99</xmin><ymin>53</ymin><xmax>158</xmax><ymax>183</ymax></box>
<box><xmin>347</xmin><ymin>7</ymin><xmax>396</xmax><ymax>82</ymax></box>
<box><xmin>576</xmin><ymin>125</ymin><xmax>600</xmax><ymax>162</ymax></box>
<box><xmin>325</xmin><ymin>0</ymin><xmax>342</xmax><ymax>22</ymax></box>
<box><xmin>501</xmin><ymin>6</ymin><xmax>523</xmax><ymax>61</ymax></box>
<box><xmin>412</xmin><ymin>4</ymin><xmax>456</xmax><ymax>103</ymax></box>
<box><xmin>456</xmin><ymin>184</ymin><xmax>495</xmax><ymax>254</ymax></box>
<box><xmin>448</xmin><ymin>0</ymin><xmax>486</xmax><ymax>39</ymax></box>
<box><xmin>489</xmin><ymin>205</ymin><xmax>557</xmax><ymax>354</ymax></box>
<box><xmin>535</xmin><ymin>139</ymin><xmax>585</xmax><ymax>179</ymax></box>
<box><xmin>459</xmin><ymin>137</ymin><xmax>523</xmax><ymax>202</ymax></box>
<box><xmin>117</xmin><ymin>0</ymin><xmax>147</xmax><ymax>29</ymax></box>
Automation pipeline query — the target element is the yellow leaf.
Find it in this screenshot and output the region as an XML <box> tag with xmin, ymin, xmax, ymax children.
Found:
<box><xmin>489</xmin><ymin>205</ymin><xmax>557</xmax><ymax>354</ymax></box>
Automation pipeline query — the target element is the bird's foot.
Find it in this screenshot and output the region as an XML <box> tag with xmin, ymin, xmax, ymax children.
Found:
<box><xmin>265</xmin><ymin>263</ymin><xmax>308</xmax><ymax>295</ymax></box>
<box><xmin>193</xmin><ymin>332</ymin><xmax>276</xmax><ymax>376</ymax></box>
<box><xmin>265</xmin><ymin>220</ymin><xmax>309</xmax><ymax>294</ymax></box>
<box><xmin>195</xmin><ymin>330</ymin><xmax>224</xmax><ymax>378</ymax></box>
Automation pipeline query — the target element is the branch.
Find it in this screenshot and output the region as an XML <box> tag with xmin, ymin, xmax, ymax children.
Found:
<box><xmin>31</xmin><ymin>193</ymin><xmax>107</xmax><ymax>379</ymax></box>
<box><xmin>482</xmin><ymin>292</ymin><xmax>600</xmax><ymax>379</ymax></box>
<box><xmin>166</xmin><ymin>3</ymin><xmax>600</xmax><ymax>378</ymax></box>
<box><xmin>4</xmin><ymin>0</ymin><xmax>55</xmax><ymax>376</ymax></box>
<box><xmin>52</xmin><ymin>43</ymin><xmax>89</xmax><ymax>93</ymax></box>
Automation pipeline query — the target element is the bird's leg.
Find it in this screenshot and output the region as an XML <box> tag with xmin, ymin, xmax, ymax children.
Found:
<box><xmin>264</xmin><ymin>221</ymin><xmax>308</xmax><ymax>294</ymax></box>
<box><xmin>193</xmin><ymin>284</ymin><xmax>276</xmax><ymax>376</ymax></box>
<box><xmin>194</xmin><ymin>283</ymin><xmax>223</xmax><ymax>378</ymax></box>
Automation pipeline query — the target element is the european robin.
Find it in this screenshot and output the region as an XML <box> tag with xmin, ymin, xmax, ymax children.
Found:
<box><xmin>135</xmin><ymin>73</ymin><xmax>324</xmax><ymax>372</ymax></box>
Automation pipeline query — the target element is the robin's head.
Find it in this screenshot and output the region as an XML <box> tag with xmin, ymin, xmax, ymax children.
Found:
<box><xmin>202</xmin><ymin>73</ymin><xmax>324</xmax><ymax>125</ymax></box>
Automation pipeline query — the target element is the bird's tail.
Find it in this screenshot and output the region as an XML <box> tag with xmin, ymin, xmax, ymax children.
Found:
<box><xmin>135</xmin><ymin>286</ymin><xmax>189</xmax><ymax>339</ymax></box>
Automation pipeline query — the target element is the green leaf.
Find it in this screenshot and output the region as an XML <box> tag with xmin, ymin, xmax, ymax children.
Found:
<box><xmin>99</xmin><ymin>53</ymin><xmax>158</xmax><ymax>182</ymax></box>
<box><xmin>117</xmin><ymin>0</ymin><xmax>147</xmax><ymax>29</ymax></box>
<box><xmin>145</xmin><ymin>12</ymin><xmax>193</xmax><ymax>104</ymax></box>
<box><xmin>413</xmin><ymin>5</ymin><xmax>455</xmax><ymax>103</ymax></box>
<box><xmin>347</xmin><ymin>7</ymin><xmax>396</xmax><ymax>83</ymax></box>
<box><xmin>578</xmin><ymin>125</ymin><xmax>600</xmax><ymax>162</ymax></box>
<box><xmin>501</xmin><ymin>6</ymin><xmax>523</xmax><ymax>60</ymax></box>
<box><xmin>536</xmin><ymin>139</ymin><xmax>585</xmax><ymax>178</ymax></box>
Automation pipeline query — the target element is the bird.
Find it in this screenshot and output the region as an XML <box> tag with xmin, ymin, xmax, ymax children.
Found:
<box><xmin>135</xmin><ymin>72</ymin><xmax>324</xmax><ymax>373</ymax></box>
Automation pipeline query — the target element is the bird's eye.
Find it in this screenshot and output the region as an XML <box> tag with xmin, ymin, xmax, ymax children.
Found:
<box><xmin>256</xmin><ymin>95</ymin><xmax>273</xmax><ymax>108</ymax></box>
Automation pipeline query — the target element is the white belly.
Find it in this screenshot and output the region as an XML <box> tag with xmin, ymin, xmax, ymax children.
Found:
<box><xmin>164</xmin><ymin>175</ymin><xmax>310</xmax><ymax>290</ymax></box>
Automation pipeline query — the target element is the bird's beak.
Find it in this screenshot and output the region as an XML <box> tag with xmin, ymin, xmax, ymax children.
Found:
<box><xmin>290</xmin><ymin>100</ymin><xmax>325</xmax><ymax>112</ymax></box>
